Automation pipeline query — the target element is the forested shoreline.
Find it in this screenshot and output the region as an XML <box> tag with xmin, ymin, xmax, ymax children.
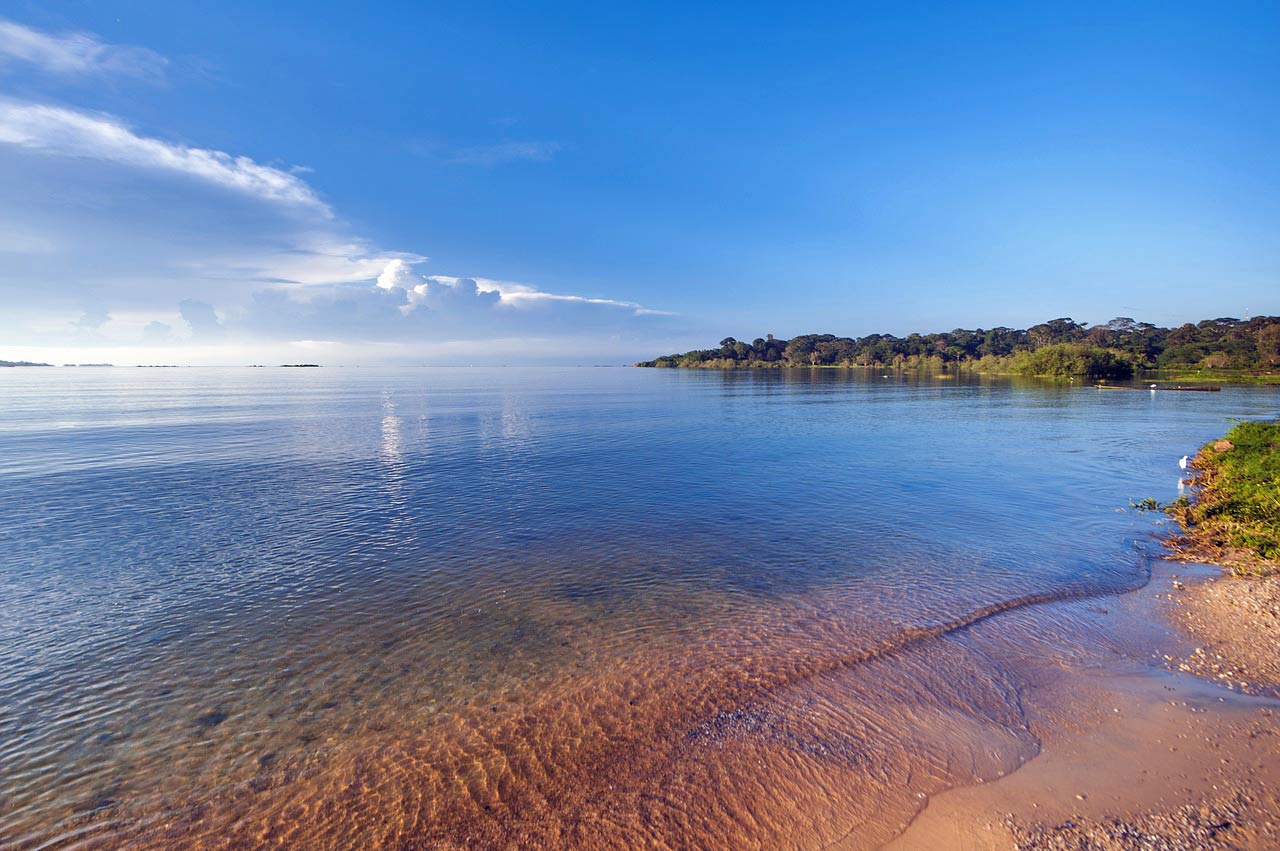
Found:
<box><xmin>638</xmin><ymin>316</ymin><xmax>1280</xmax><ymax>378</ymax></box>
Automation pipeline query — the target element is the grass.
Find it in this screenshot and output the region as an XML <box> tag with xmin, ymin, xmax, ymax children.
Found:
<box><xmin>1168</xmin><ymin>420</ymin><xmax>1280</xmax><ymax>574</ymax></box>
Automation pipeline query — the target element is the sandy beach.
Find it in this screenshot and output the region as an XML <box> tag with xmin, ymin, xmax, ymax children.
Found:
<box><xmin>891</xmin><ymin>563</ymin><xmax>1280</xmax><ymax>850</ymax></box>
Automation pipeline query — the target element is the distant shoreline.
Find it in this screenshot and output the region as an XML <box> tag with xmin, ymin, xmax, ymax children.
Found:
<box><xmin>638</xmin><ymin>316</ymin><xmax>1280</xmax><ymax>380</ymax></box>
<box><xmin>641</xmin><ymin>360</ymin><xmax>1280</xmax><ymax>385</ymax></box>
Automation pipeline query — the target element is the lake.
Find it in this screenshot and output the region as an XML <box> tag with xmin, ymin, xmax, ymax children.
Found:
<box><xmin>2</xmin><ymin>367</ymin><xmax>1277</xmax><ymax>848</ymax></box>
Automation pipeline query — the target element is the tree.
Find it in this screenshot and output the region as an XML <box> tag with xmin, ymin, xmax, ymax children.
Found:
<box><xmin>636</xmin><ymin>316</ymin><xmax>1280</xmax><ymax>371</ymax></box>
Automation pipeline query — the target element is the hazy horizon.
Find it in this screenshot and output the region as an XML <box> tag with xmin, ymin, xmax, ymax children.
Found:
<box><xmin>5</xmin><ymin>309</ymin><xmax>1277</xmax><ymax>368</ymax></box>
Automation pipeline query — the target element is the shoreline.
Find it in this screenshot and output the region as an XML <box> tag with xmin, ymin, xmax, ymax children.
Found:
<box><xmin>890</xmin><ymin>424</ymin><xmax>1280</xmax><ymax>849</ymax></box>
<box><xmin>889</xmin><ymin>560</ymin><xmax>1280</xmax><ymax>850</ymax></box>
<box><xmin>17</xmin><ymin>546</ymin><xmax>1276</xmax><ymax>848</ymax></box>
<box><xmin>1164</xmin><ymin>430</ymin><xmax>1280</xmax><ymax>577</ymax></box>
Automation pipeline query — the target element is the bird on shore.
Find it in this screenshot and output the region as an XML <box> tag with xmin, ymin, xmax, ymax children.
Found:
<box><xmin>1179</xmin><ymin>455</ymin><xmax>1189</xmax><ymax>470</ymax></box>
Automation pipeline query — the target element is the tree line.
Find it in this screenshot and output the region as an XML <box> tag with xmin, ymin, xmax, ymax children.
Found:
<box><xmin>637</xmin><ymin>316</ymin><xmax>1280</xmax><ymax>378</ymax></box>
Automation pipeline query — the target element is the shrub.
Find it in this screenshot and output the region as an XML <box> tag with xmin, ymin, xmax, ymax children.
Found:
<box><xmin>1010</xmin><ymin>344</ymin><xmax>1134</xmax><ymax>378</ymax></box>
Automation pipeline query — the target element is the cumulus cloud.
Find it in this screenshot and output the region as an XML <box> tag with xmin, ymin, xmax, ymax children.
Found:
<box><xmin>405</xmin><ymin>277</ymin><xmax>502</xmax><ymax>313</ymax></box>
<box><xmin>370</xmin><ymin>259</ymin><xmax>668</xmax><ymax>318</ymax></box>
<box><xmin>374</xmin><ymin>260</ymin><xmax>503</xmax><ymax>314</ymax></box>
<box><xmin>0</xmin><ymin>18</ymin><xmax>167</xmax><ymax>79</ymax></box>
<box><xmin>375</xmin><ymin>257</ymin><xmax>416</xmax><ymax>290</ymax></box>
<box><xmin>0</xmin><ymin>98</ymin><xmax>328</xmax><ymax>212</ymax></box>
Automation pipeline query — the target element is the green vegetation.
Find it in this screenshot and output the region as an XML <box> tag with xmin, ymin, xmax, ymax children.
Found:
<box><xmin>1169</xmin><ymin>421</ymin><xmax>1280</xmax><ymax>574</ymax></box>
<box><xmin>637</xmin><ymin>316</ymin><xmax>1280</xmax><ymax>378</ymax></box>
<box><xmin>0</xmin><ymin>359</ymin><xmax>53</xmax><ymax>367</ymax></box>
<box><xmin>1007</xmin><ymin>344</ymin><xmax>1133</xmax><ymax>379</ymax></box>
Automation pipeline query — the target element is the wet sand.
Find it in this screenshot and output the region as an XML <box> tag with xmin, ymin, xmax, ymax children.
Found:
<box><xmin>891</xmin><ymin>564</ymin><xmax>1280</xmax><ymax>850</ymax></box>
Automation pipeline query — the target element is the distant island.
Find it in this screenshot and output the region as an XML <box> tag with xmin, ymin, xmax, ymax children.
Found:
<box><xmin>637</xmin><ymin>316</ymin><xmax>1280</xmax><ymax>379</ymax></box>
<box><xmin>281</xmin><ymin>363</ymin><xmax>321</xmax><ymax>368</ymax></box>
<box><xmin>0</xmin><ymin>359</ymin><xmax>53</xmax><ymax>367</ymax></box>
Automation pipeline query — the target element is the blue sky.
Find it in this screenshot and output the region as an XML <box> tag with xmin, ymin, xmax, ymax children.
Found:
<box><xmin>0</xmin><ymin>2</ymin><xmax>1277</xmax><ymax>364</ymax></box>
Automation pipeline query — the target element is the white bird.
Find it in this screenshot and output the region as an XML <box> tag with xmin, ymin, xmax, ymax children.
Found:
<box><xmin>1179</xmin><ymin>455</ymin><xmax>1189</xmax><ymax>470</ymax></box>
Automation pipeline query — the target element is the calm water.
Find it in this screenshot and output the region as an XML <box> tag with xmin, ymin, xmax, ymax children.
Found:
<box><xmin>2</xmin><ymin>367</ymin><xmax>1277</xmax><ymax>848</ymax></box>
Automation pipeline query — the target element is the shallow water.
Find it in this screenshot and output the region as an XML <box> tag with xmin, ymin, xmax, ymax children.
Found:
<box><xmin>2</xmin><ymin>367</ymin><xmax>1277</xmax><ymax>848</ymax></box>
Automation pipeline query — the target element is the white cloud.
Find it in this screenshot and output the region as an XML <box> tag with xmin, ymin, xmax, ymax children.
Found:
<box><xmin>491</xmin><ymin>288</ymin><xmax>646</xmax><ymax>310</ymax></box>
<box><xmin>371</xmin><ymin>261</ymin><xmax>670</xmax><ymax>317</ymax></box>
<box><xmin>417</xmin><ymin>271</ymin><xmax>673</xmax><ymax>316</ymax></box>
<box><xmin>0</xmin><ymin>91</ymin><xmax>672</xmax><ymax>354</ymax></box>
<box><xmin>0</xmin><ymin>98</ymin><xmax>329</xmax><ymax>212</ymax></box>
<box><xmin>191</xmin><ymin>236</ymin><xmax>423</xmax><ymax>291</ymax></box>
<box><xmin>0</xmin><ymin>18</ymin><xmax>167</xmax><ymax>79</ymax></box>
<box><xmin>376</xmin><ymin>257</ymin><xmax>416</xmax><ymax>290</ymax></box>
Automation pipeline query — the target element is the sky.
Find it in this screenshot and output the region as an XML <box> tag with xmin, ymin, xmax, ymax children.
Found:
<box><xmin>0</xmin><ymin>1</ymin><xmax>1277</xmax><ymax>365</ymax></box>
